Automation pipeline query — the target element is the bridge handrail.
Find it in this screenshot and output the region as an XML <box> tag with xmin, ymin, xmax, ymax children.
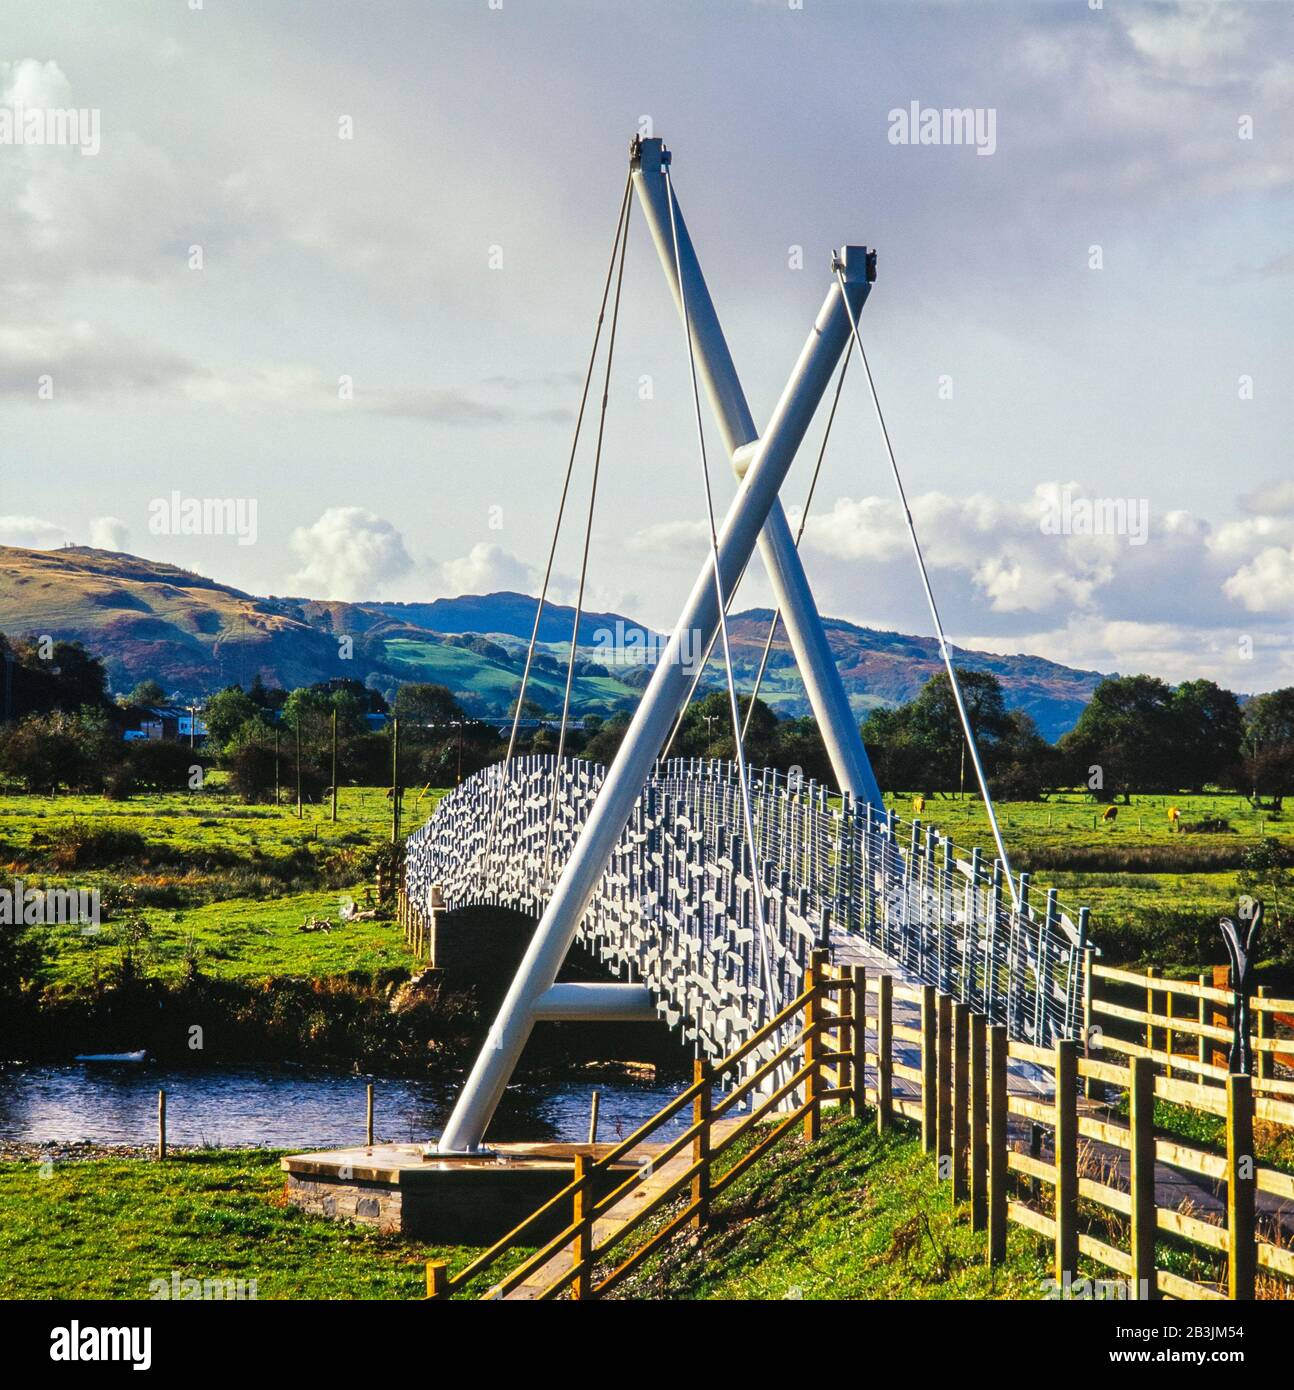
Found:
<box><xmin>433</xmin><ymin>965</ymin><xmax>836</xmax><ymax>1299</ymax></box>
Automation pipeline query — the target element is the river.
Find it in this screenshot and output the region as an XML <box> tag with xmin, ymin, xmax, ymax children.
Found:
<box><xmin>0</xmin><ymin>1063</ymin><xmax>693</xmax><ymax>1150</ymax></box>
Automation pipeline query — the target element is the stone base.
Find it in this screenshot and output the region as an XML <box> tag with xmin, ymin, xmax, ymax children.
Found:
<box><xmin>281</xmin><ymin>1142</ymin><xmax>639</xmax><ymax>1244</ymax></box>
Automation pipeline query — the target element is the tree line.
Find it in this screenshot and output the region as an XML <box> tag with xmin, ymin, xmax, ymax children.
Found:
<box><xmin>2</xmin><ymin>630</ymin><xmax>1292</xmax><ymax>806</ymax></box>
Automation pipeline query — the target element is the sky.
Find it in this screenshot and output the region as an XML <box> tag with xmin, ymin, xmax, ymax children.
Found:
<box><xmin>1</xmin><ymin>0</ymin><xmax>1291</xmax><ymax>693</ymax></box>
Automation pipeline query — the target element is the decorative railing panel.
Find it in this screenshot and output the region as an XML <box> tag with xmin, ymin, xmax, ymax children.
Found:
<box><xmin>404</xmin><ymin>756</ymin><xmax>1090</xmax><ymax>1062</ymax></box>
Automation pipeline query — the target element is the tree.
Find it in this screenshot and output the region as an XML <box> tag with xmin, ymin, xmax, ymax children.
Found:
<box><xmin>128</xmin><ymin>679</ymin><xmax>166</xmax><ymax>707</ymax></box>
<box><xmin>1059</xmin><ymin>674</ymin><xmax>1177</xmax><ymax>800</ymax></box>
<box><xmin>0</xmin><ymin>710</ymin><xmax>117</xmax><ymax>792</ymax></box>
<box><xmin>203</xmin><ymin>686</ymin><xmax>258</xmax><ymax>748</ymax></box>
<box><xmin>394</xmin><ymin>683</ymin><xmax>465</xmax><ymax>727</ymax></box>
<box><xmin>1237</xmin><ymin>688</ymin><xmax>1294</xmax><ymax>810</ymax></box>
<box><xmin>1170</xmin><ymin>679</ymin><xmax>1244</xmax><ymax>791</ymax></box>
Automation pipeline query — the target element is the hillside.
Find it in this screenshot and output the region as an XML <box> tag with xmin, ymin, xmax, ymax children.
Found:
<box><xmin>0</xmin><ymin>546</ymin><xmax>1105</xmax><ymax>736</ymax></box>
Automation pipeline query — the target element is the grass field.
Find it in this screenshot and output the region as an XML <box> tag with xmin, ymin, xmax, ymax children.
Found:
<box><xmin>0</xmin><ymin>1150</ymin><xmax>492</xmax><ymax>1300</ymax></box>
<box><xmin>616</xmin><ymin>1116</ymin><xmax>1049</xmax><ymax>1300</ymax></box>
<box><xmin>3</xmin><ymin>778</ymin><xmax>1288</xmax><ymax>990</ymax></box>
<box><xmin>1</xmin><ymin>780</ymin><xmax>445</xmax><ymax>990</ymax></box>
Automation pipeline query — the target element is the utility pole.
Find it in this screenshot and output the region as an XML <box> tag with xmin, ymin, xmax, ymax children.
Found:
<box><xmin>331</xmin><ymin>708</ymin><xmax>338</xmax><ymax>823</ymax></box>
<box><xmin>295</xmin><ymin>714</ymin><xmax>302</xmax><ymax>819</ymax></box>
<box><xmin>390</xmin><ymin>716</ymin><xmax>401</xmax><ymax>844</ymax></box>
<box><xmin>189</xmin><ymin>703</ymin><xmax>197</xmax><ymax>749</ymax></box>
<box><xmin>274</xmin><ymin>727</ymin><xmax>280</xmax><ymax>807</ymax></box>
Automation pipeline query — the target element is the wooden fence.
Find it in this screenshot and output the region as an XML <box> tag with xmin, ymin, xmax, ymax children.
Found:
<box><xmin>423</xmin><ymin>956</ymin><xmax>1294</xmax><ymax>1301</ymax></box>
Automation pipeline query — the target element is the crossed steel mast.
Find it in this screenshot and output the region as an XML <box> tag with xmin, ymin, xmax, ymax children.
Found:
<box><xmin>436</xmin><ymin>137</ymin><xmax>884</xmax><ymax>1153</ymax></box>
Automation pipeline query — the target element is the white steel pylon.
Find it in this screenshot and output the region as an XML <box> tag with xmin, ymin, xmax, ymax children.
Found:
<box><xmin>437</xmin><ymin>137</ymin><xmax>882</xmax><ymax>1152</ymax></box>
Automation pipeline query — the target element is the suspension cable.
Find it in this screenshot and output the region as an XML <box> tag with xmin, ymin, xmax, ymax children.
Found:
<box><xmin>664</xmin><ymin>165</ymin><xmax>780</xmax><ymax>1010</ymax></box>
<box><xmin>486</xmin><ymin>171</ymin><xmax>632</xmax><ymax>857</ymax></box>
<box><xmin>833</xmin><ymin>257</ymin><xmax>1020</xmax><ymax>909</ymax></box>
<box><xmin>543</xmin><ymin>184</ymin><xmax>632</xmax><ymax>872</ymax></box>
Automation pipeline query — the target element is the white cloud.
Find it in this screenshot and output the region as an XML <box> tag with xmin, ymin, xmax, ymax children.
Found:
<box><xmin>1240</xmin><ymin>479</ymin><xmax>1294</xmax><ymax>518</ymax></box>
<box><xmin>439</xmin><ymin>542</ymin><xmax>534</xmax><ymax>596</ymax></box>
<box><xmin>289</xmin><ymin>507</ymin><xmax>413</xmax><ymax>601</ymax></box>
<box><xmin>0</xmin><ymin>514</ymin><xmax>66</xmax><ymax>548</ymax></box>
<box><xmin>1222</xmin><ymin>546</ymin><xmax>1294</xmax><ymax>614</ymax></box>
<box><xmin>88</xmin><ymin>516</ymin><xmax>129</xmax><ymax>551</ymax></box>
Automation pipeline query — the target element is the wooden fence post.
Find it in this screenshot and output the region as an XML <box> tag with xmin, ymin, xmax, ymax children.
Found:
<box><xmin>987</xmin><ymin>1023</ymin><xmax>1007</xmax><ymax>1264</ymax></box>
<box><xmin>970</xmin><ymin>1012</ymin><xmax>987</xmax><ymax>1230</ymax></box>
<box><xmin>936</xmin><ymin>993</ymin><xmax>953</xmax><ymax>1183</ymax></box>
<box><xmin>1054</xmin><ymin>1038</ymin><xmax>1078</xmax><ymax>1286</ymax></box>
<box><xmin>1164</xmin><ymin>987</ymin><xmax>1174</xmax><ymax>1079</ymax></box>
<box><xmin>1226</xmin><ymin>1073</ymin><xmax>1256</xmax><ymax>1301</ymax></box>
<box><xmin>804</xmin><ymin>949</ymin><xmax>826</xmax><ymax>1142</ymax></box>
<box><xmin>1129</xmin><ymin>1055</ymin><xmax>1156</xmax><ymax>1300</ymax></box>
<box><xmin>573</xmin><ymin>1154</ymin><xmax>593</xmax><ymax>1301</ymax></box>
<box><xmin>425</xmin><ymin>1260</ymin><xmax>448</xmax><ymax>1299</ymax></box>
<box><xmin>952</xmin><ymin>1001</ymin><xmax>970</xmax><ymax>1203</ymax></box>
<box><xmin>850</xmin><ymin>965</ymin><xmax>867</xmax><ymax>1120</ymax></box>
<box><xmin>876</xmin><ymin>974</ymin><xmax>893</xmax><ymax>1135</ymax></box>
<box><xmin>1197</xmin><ymin>972</ymin><xmax>1209</xmax><ymax>1069</ymax></box>
<box><xmin>366</xmin><ymin>1082</ymin><xmax>374</xmax><ymax>1147</ymax></box>
<box><xmin>1145</xmin><ymin>967</ymin><xmax>1158</xmax><ymax>1054</ymax></box>
<box><xmin>920</xmin><ymin>984</ymin><xmax>937</xmax><ymax>1154</ymax></box>
<box><xmin>1256</xmin><ymin>986</ymin><xmax>1269</xmax><ymax>1083</ymax></box>
<box><xmin>157</xmin><ymin>1089</ymin><xmax>166</xmax><ymax>1161</ymax></box>
<box><xmin>1212</xmin><ymin>965</ymin><xmax>1231</xmax><ymax>1070</ymax></box>
<box><xmin>692</xmin><ymin>1057</ymin><xmax>711</xmax><ymax>1231</ymax></box>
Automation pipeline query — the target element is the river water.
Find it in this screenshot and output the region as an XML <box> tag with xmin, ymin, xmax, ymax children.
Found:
<box><xmin>0</xmin><ymin>1064</ymin><xmax>694</xmax><ymax>1150</ymax></box>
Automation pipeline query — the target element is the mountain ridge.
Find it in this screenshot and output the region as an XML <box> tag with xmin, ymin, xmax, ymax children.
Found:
<box><xmin>0</xmin><ymin>545</ymin><xmax>1106</xmax><ymax>738</ymax></box>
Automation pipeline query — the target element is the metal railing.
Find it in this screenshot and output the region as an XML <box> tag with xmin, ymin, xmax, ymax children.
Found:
<box><xmin>403</xmin><ymin>756</ymin><xmax>1092</xmax><ymax>1064</ymax></box>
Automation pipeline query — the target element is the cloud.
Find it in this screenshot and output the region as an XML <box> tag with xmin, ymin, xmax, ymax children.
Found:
<box><xmin>1240</xmin><ymin>479</ymin><xmax>1294</xmax><ymax>517</ymax></box>
<box><xmin>88</xmin><ymin>516</ymin><xmax>129</xmax><ymax>551</ymax></box>
<box><xmin>0</xmin><ymin>514</ymin><xmax>66</xmax><ymax>548</ymax></box>
<box><xmin>289</xmin><ymin>508</ymin><xmax>413</xmax><ymax>601</ymax></box>
<box><xmin>439</xmin><ymin>542</ymin><xmax>535</xmax><ymax>596</ymax></box>
<box><xmin>1222</xmin><ymin>546</ymin><xmax>1294</xmax><ymax>614</ymax></box>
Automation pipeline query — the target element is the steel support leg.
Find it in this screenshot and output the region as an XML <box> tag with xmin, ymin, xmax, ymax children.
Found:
<box><xmin>436</xmin><ymin>235</ymin><xmax>874</xmax><ymax>1152</ymax></box>
<box><xmin>630</xmin><ymin>138</ymin><xmax>882</xmax><ymax>809</ymax></box>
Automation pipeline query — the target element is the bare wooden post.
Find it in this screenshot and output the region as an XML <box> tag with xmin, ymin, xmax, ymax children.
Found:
<box><xmin>1212</xmin><ymin>964</ymin><xmax>1230</xmax><ymax>1070</ymax></box>
<box><xmin>425</xmin><ymin>1260</ymin><xmax>448</xmax><ymax>1299</ymax></box>
<box><xmin>936</xmin><ymin>992</ymin><xmax>953</xmax><ymax>1183</ymax></box>
<box><xmin>691</xmin><ymin>1058</ymin><xmax>711</xmax><ymax>1231</ymax></box>
<box><xmin>1054</xmin><ymin>1038</ymin><xmax>1078</xmax><ymax>1286</ymax></box>
<box><xmin>1197</xmin><ymin>972</ymin><xmax>1209</xmax><ymax>1069</ymax></box>
<box><xmin>876</xmin><ymin>973</ymin><xmax>893</xmax><ymax>1135</ymax></box>
<box><xmin>987</xmin><ymin>1023</ymin><xmax>1007</xmax><ymax>1264</ymax></box>
<box><xmin>970</xmin><ymin>1012</ymin><xmax>987</xmax><ymax>1231</ymax></box>
<box><xmin>803</xmin><ymin>948</ymin><xmax>826</xmax><ymax>1142</ymax></box>
<box><xmin>1256</xmin><ymin>985</ymin><xmax>1270</xmax><ymax>1083</ymax></box>
<box><xmin>366</xmin><ymin>1083</ymin><xmax>374</xmax><ymax>1147</ymax></box>
<box><xmin>157</xmin><ymin>1089</ymin><xmax>166</xmax><ymax>1161</ymax></box>
<box><xmin>1145</xmin><ymin>967</ymin><xmax>1158</xmax><ymax>1055</ymax></box>
<box><xmin>572</xmin><ymin>1155</ymin><xmax>593</xmax><ymax>1300</ymax></box>
<box><xmin>588</xmin><ymin>1090</ymin><xmax>601</xmax><ymax>1146</ymax></box>
<box><xmin>850</xmin><ymin>965</ymin><xmax>866</xmax><ymax>1120</ymax></box>
<box><xmin>952</xmin><ymin>1000</ymin><xmax>970</xmax><ymax>1203</ymax></box>
<box><xmin>1164</xmin><ymin>986</ymin><xmax>1174</xmax><ymax>1079</ymax></box>
<box><xmin>1129</xmin><ymin>1056</ymin><xmax>1156</xmax><ymax>1300</ymax></box>
<box><xmin>920</xmin><ymin>983</ymin><xmax>937</xmax><ymax>1154</ymax></box>
<box><xmin>1226</xmin><ymin>1072</ymin><xmax>1256</xmax><ymax>1301</ymax></box>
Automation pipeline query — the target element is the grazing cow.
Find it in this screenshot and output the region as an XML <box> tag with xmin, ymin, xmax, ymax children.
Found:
<box><xmin>1101</xmin><ymin>805</ymin><xmax>1118</xmax><ymax>823</ymax></box>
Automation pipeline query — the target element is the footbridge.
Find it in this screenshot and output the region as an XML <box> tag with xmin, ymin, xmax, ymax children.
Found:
<box><xmin>408</xmin><ymin>134</ymin><xmax>1094</xmax><ymax>1154</ymax></box>
<box><xmin>405</xmin><ymin>756</ymin><xmax>1090</xmax><ymax>1093</ymax></box>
